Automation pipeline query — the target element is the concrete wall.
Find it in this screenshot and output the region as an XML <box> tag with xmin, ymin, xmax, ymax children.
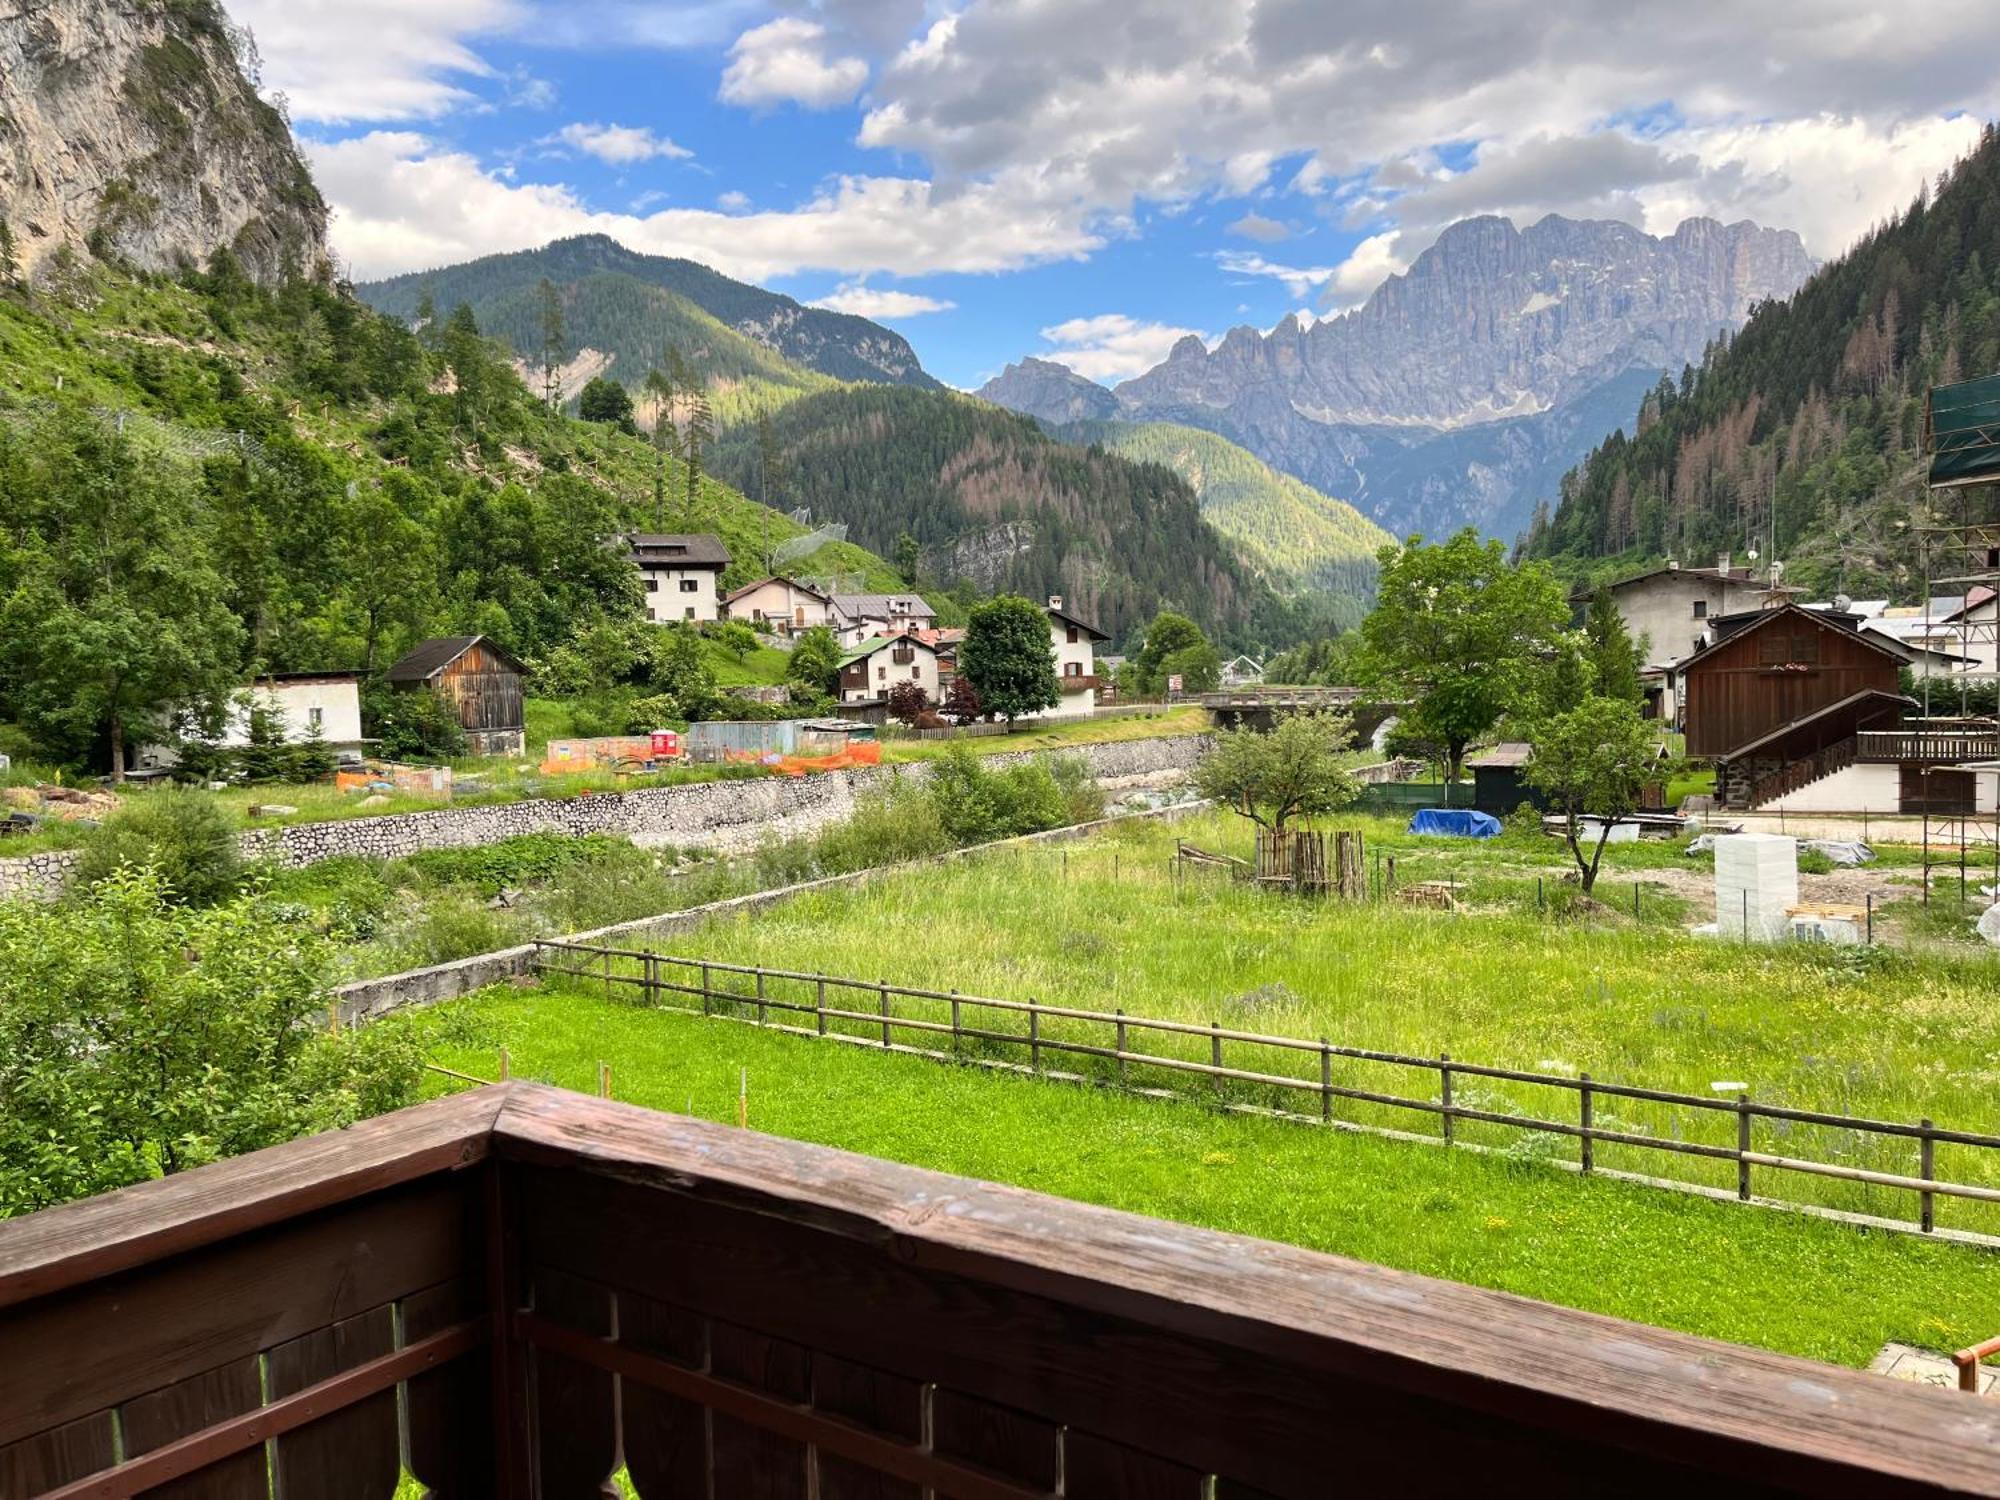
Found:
<box><xmin>1759</xmin><ymin>761</ymin><xmax>2000</xmax><ymax>814</ymax></box>
<box><xmin>333</xmin><ymin>797</ymin><xmax>1215</xmax><ymax>1026</ymax></box>
<box><xmin>0</xmin><ymin>732</ymin><xmax>1209</xmax><ymax>902</ymax></box>
<box><xmin>641</xmin><ymin>564</ymin><xmax>721</xmax><ymax>623</ymax></box>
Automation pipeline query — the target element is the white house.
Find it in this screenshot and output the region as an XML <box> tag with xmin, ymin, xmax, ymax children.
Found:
<box><xmin>722</xmin><ymin>576</ymin><xmax>832</xmax><ymax>634</ymax></box>
<box><xmin>1037</xmin><ymin>596</ymin><xmax>1110</xmax><ymax>717</ymax></box>
<box><xmin>830</xmin><ymin>592</ymin><xmax>936</xmax><ymax>646</ymax></box>
<box><xmin>138</xmin><ymin>672</ymin><xmax>366</xmax><ymax>772</ymax></box>
<box><xmin>1585</xmin><ymin>556</ymin><xmax>1769</xmax><ymax>723</ymax></box>
<box><xmin>631</xmin><ymin>534</ymin><xmax>731</xmax><ymax>623</ymax></box>
<box><xmin>836</xmin><ymin>633</ymin><xmax>940</xmax><ymax>705</ymax></box>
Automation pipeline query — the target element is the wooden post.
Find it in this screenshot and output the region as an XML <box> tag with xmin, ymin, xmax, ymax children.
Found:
<box><xmin>879</xmin><ymin>979</ymin><xmax>892</xmax><ymax>1047</ymax></box>
<box><xmin>950</xmin><ymin>990</ymin><xmax>961</xmax><ymax>1052</ymax></box>
<box><xmin>701</xmin><ymin>963</ymin><xmax>712</xmax><ymax>1017</ymax></box>
<box><xmin>1211</xmin><ymin>1021</ymin><xmax>1223</xmax><ymax>1100</ymax></box>
<box><xmin>756</xmin><ymin>969</ymin><xmax>767</xmax><ymax>1026</ymax></box>
<box><xmin>1116</xmin><ymin>1010</ymin><xmax>1128</xmax><ymax>1086</ymax></box>
<box><xmin>498</xmin><ymin>1046</ymin><xmax>511</xmax><ymax>1081</ymax></box>
<box><xmin>738</xmin><ymin>1067</ymin><xmax>748</xmax><ymax>1129</ymax></box>
<box><xmin>1920</xmin><ymin>1118</ymin><xmax>1936</xmax><ymax>1233</ymax></box>
<box><xmin>602</xmin><ymin>945</ymin><xmax>612</xmax><ymax>1002</ymax></box>
<box><xmin>1579</xmin><ymin>1074</ymin><xmax>1593</xmax><ymax>1174</ymax></box>
<box><xmin>1737</xmin><ymin>1094</ymin><xmax>1752</xmax><ymax>1200</ymax></box>
<box><xmin>597</xmin><ymin>1061</ymin><xmax>611</xmax><ymax>1099</ymax></box>
<box><xmin>1320</xmin><ymin>1040</ymin><xmax>1332</xmax><ymax>1123</ymax></box>
<box><xmin>1439</xmin><ymin>1054</ymin><xmax>1453</xmax><ymax>1144</ymax></box>
<box><xmin>1029</xmin><ymin>1004</ymin><xmax>1041</xmax><ymax>1072</ymax></box>
<box><xmin>816</xmin><ymin>975</ymin><xmax>827</xmax><ymax>1035</ymax></box>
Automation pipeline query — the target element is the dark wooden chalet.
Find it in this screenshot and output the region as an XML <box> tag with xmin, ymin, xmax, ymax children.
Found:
<box><xmin>386</xmin><ymin>635</ymin><xmax>527</xmax><ymax>757</ymax></box>
<box><xmin>2</xmin><ymin>1084</ymin><xmax>1996</xmax><ymax>1497</ymax></box>
<box><xmin>1680</xmin><ymin>604</ymin><xmax>1937</xmax><ymax>808</ymax></box>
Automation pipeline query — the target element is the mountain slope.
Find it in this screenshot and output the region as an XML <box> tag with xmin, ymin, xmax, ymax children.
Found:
<box><xmin>1525</xmin><ymin>122</ymin><xmax>2000</xmax><ymax>602</ymax></box>
<box><xmin>712</xmin><ymin>384</ymin><xmax>1293</xmax><ymax>646</ymax></box>
<box><xmin>358</xmin><ymin>235</ymin><xmax>939</xmax><ymax>389</ymax></box>
<box><xmin>0</xmin><ymin>0</ymin><xmax>326</xmax><ymax>284</ymax></box>
<box><xmin>1051</xmin><ymin>419</ymin><xmax>1391</xmax><ymax>612</ymax></box>
<box><xmin>1096</xmin><ymin>215</ymin><xmax>1815</xmax><ymax>541</ymax></box>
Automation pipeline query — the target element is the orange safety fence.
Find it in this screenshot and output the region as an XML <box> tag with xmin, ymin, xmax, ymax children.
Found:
<box><xmin>721</xmin><ymin>740</ymin><xmax>883</xmax><ymax>777</ymax></box>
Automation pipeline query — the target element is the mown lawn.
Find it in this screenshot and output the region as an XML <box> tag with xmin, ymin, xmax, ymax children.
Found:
<box><xmin>414</xmin><ymin>986</ymin><xmax>2000</xmax><ymax>1369</ymax></box>
<box><xmin>881</xmin><ymin>706</ymin><xmax>1211</xmax><ymax>760</ymax></box>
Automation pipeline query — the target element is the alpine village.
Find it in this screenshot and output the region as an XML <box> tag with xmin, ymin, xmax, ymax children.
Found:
<box><xmin>5</xmin><ymin>2</ymin><xmax>2000</xmax><ymax>1494</ymax></box>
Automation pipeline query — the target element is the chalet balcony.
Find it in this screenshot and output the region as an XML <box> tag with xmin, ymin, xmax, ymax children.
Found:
<box><xmin>1856</xmin><ymin>720</ymin><xmax>2000</xmax><ymax>765</ymax></box>
<box><xmin>1057</xmin><ymin>673</ymin><xmax>1102</xmax><ymax>693</ymax></box>
<box><xmin>3</xmin><ymin>1084</ymin><xmax>1997</xmax><ymax>1498</ymax></box>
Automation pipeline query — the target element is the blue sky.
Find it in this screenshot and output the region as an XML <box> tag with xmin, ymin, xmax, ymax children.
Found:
<box><xmin>230</xmin><ymin>0</ymin><xmax>1993</xmax><ymax>391</ymax></box>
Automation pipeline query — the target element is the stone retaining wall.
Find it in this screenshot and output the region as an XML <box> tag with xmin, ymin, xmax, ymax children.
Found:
<box><xmin>0</xmin><ymin>733</ymin><xmax>1208</xmax><ymax>902</ymax></box>
<box><xmin>334</xmin><ymin>798</ymin><xmax>1214</xmax><ymax>1026</ymax></box>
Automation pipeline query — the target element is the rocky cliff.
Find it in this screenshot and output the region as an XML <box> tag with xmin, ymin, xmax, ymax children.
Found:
<box><xmin>0</xmin><ymin>0</ymin><xmax>327</xmax><ymax>285</ymax></box>
<box><xmin>974</xmin><ymin>356</ymin><xmax>1120</xmax><ymax>424</ymax></box>
<box><xmin>1089</xmin><ymin>215</ymin><xmax>1817</xmax><ymax>541</ymax></box>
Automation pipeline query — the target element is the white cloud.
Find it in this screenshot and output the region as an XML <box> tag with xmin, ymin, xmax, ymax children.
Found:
<box><xmin>1213</xmin><ymin>250</ymin><xmax>1338</xmax><ymax>299</ymax></box>
<box><xmin>1226</xmin><ymin>213</ymin><xmax>1291</xmax><ymax>243</ymax></box>
<box><xmin>1037</xmin><ymin>314</ymin><xmax>1207</xmax><ymax>384</ymax></box>
<box><xmin>1322</xmin><ymin>232</ymin><xmax>1411</xmax><ymax>309</ymax></box>
<box><xmin>717</xmin><ymin>190</ymin><xmax>752</xmax><ymax>212</ymax></box>
<box><xmin>547</xmin><ymin>122</ymin><xmax>693</xmax><ymax>164</ymax></box>
<box><xmin>226</xmin><ymin>0</ymin><xmax>524</xmax><ymax>123</ymax></box>
<box><xmin>810</xmin><ymin>283</ymin><xmax>956</xmax><ymax>318</ymax></box>
<box><xmin>308</xmin><ymin>132</ymin><xmax>1104</xmax><ymax>281</ymax></box>
<box><xmin>720</xmin><ymin>18</ymin><xmax>868</xmax><ymax>109</ymax></box>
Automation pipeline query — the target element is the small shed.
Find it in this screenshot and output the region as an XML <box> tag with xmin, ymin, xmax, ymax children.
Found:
<box><xmin>1469</xmin><ymin>742</ymin><xmax>1542</xmax><ymax>815</ymax></box>
<box><xmin>386</xmin><ymin>635</ymin><xmax>527</xmax><ymax>757</ymax></box>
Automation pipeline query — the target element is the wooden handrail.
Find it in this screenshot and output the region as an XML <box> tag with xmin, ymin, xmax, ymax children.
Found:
<box><xmin>1954</xmin><ymin>1335</ymin><xmax>2000</xmax><ymax>1394</ymax></box>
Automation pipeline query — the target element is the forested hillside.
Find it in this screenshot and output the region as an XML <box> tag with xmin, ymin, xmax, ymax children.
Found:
<box><xmin>712</xmin><ymin>384</ymin><xmax>1313</xmax><ymax>646</ymax></box>
<box><xmin>1052</xmin><ymin>419</ymin><xmax>1391</xmax><ymax>620</ymax></box>
<box><xmin>359</xmin><ymin>235</ymin><xmax>937</xmax><ymax>389</ymax></box>
<box><xmin>1524</xmin><ymin>123</ymin><xmax>2000</xmax><ymax>598</ymax></box>
<box><xmin>0</xmin><ymin>257</ymin><xmax>898</xmax><ymax>772</ymax></box>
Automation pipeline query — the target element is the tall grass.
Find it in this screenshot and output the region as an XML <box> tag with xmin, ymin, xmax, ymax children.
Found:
<box><xmin>635</xmin><ymin>810</ymin><xmax>2000</xmax><ymax>1229</ymax></box>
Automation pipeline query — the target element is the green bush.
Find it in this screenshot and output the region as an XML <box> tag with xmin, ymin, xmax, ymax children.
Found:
<box><xmin>364</xmin><ymin>684</ymin><xmax>468</xmax><ymax>762</ymax></box>
<box><xmin>0</xmin><ymin>870</ymin><xmax>424</xmax><ymax>1214</ymax></box>
<box><xmin>404</xmin><ymin>832</ymin><xmax>636</xmax><ymax>896</ymax></box>
<box><xmin>922</xmin><ymin>744</ymin><xmax>1072</xmax><ymax>844</ymax></box>
<box><xmin>1046</xmin><ymin>754</ymin><xmax>1106</xmax><ymax>826</ymax></box>
<box><xmin>812</xmin><ymin>781</ymin><xmax>953</xmax><ymax>874</ymax></box>
<box><xmin>1797</xmin><ymin>847</ymin><xmax>1837</xmax><ymax>876</ymax></box>
<box><xmin>75</xmin><ymin>787</ymin><xmax>242</xmax><ymax>906</ymax></box>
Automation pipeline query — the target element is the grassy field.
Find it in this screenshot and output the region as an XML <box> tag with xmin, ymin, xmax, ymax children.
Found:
<box><xmin>414</xmin><ymin>986</ymin><xmax>2000</xmax><ymax>1368</ymax></box>
<box><xmin>592</xmin><ymin>809</ymin><xmax>2000</xmax><ymax>1229</ymax></box>
<box><xmin>881</xmin><ymin>706</ymin><xmax>1210</xmax><ymax>761</ymax></box>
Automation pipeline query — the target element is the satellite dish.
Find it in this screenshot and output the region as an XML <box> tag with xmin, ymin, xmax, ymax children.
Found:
<box><xmin>1746</xmin><ymin>546</ymin><xmax>1759</xmax><ymax>562</ymax></box>
<box><xmin>1833</xmin><ymin>592</ymin><xmax>1853</xmax><ymax>613</ymax></box>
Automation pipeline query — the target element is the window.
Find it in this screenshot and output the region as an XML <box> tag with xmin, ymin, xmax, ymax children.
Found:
<box><xmin>679</xmin><ymin>578</ymin><xmax>699</xmax><ymax>593</ymax></box>
<box><xmin>1792</xmin><ymin>633</ymin><xmax>1819</xmax><ymax>663</ymax></box>
<box><xmin>1065</xmin><ymin>662</ymin><xmax>1082</xmax><ymax>677</ymax></box>
<box><xmin>892</xmin><ymin>646</ymin><xmax>914</xmax><ymax>665</ymax></box>
<box><xmin>308</xmin><ymin>707</ymin><xmax>324</xmax><ymax>731</ymax></box>
<box><xmin>684</xmin><ymin>607</ymin><xmax>695</xmax><ymax>621</ymax></box>
<box><xmin>910</xmin><ymin>665</ymin><xmax>920</xmax><ymax>679</ymax></box>
<box><xmin>645</xmin><ymin>578</ymin><xmax>659</xmax><ymax>593</ymax></box>
<box><xmin>1066</xmin><ymin>625</ymin><xmax>1079</xmax><ymax>644</ymax></box>
<box><xmin>1692</xmin><ymin>600</ymin><xmax>1707</xmax><ymax>619</ymax></box>
<box><xmin>1758</xmin><ymin>634</ymin><xmax>1789</xmax><ymax>664</ymax></box>
<box><xmin>877</xmin><ymin>665</ymin><xmax>887</xmax><ymax>682</ymax></box>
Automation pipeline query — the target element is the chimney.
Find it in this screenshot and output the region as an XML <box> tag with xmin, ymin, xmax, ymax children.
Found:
<box><xmin>1716</xmin><ymin>551</ymin><xmax>1732</xmax><ymax>578</ymax></box>
<box><xmin>1048</xmin><ymin>594</ymin><xmax>1064</xmax><ymax>612</ymax></box>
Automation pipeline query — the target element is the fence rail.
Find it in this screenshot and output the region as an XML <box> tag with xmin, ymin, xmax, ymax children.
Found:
<box><xmin>530</xmin><ymin>939</ymin><xmax>2000</xmax><ymax>1239</ymax></box>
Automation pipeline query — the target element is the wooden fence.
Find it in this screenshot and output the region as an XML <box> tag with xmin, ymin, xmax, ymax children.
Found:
<box><xmin>533</xmin><ymin>939</ymin><xmax>2000</xmax><ymax>1240</ymax></box>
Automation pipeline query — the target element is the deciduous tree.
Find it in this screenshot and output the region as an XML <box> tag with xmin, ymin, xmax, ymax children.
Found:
<box><xmin>1522</xmin><ymin>696</ymin><xmax>1660</xmax><ymax>893</ymax></box>
<box><xmin>962</xmin><ymin>594</ymin><xmax>1059</xmax><ymax>726</ymax></box>
<box><xmin>1355</xmin><ymin>530</ymin><xmax>1570</xmax><ymax>783</ymax></box>
<box><xmin>1193</xmin><ymin>710</ymin><xmax>1360</xmax><ymax>835</ymax></box>
<box><xmin>786</xmin><ymin>625</ymin><xmax>841</xmax><ymax>698</ymax></box>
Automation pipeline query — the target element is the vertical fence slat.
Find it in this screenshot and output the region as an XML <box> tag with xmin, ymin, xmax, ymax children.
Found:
<box><xmin>1116</xmin><ymin>1010</ymin><xmax>1128</xmax><ymax>1087</ymax></box>
<box><xmin>1921</xmin><ymin>1118</ymin><xmax>1936</xmax><ymax>1233</ymax></box>
<box><xmin>816</xmin><ymin>976</ymin><xmax>828</xmax><ymax>1036</ymax></box>
<box><xmin>1579</xmin><ymin>1073</ymin><xmax>1594</xmax><ymax>1174</ymax></box>
<box><xmin>1439</xmin><ymin>1054</ymin><xmax>1453</xmax><ymax>1145</ymax></box>
<box><xmin>1320</xmin><ymin>1041</ymin><xmax>1332</xmax><ymax>1123</ymax></box>
<box><xmin>756</xmin><ymin>970</ymin><xmax>767</xmax><ymax>1026</ymax></box>
<box><xmin>879</xmin><ymin>980</ymin><xmax>892</xmax><ymax>1047</ymax></box>
<box><xmin>701</xmin><ymin>962</ymin><xmax>712</xmax><ymax>1018</ymax></box>
<box><xmin>1738</xmin><ymin>1093</ymin><xmax>1753</xmax><ymax>1201</ymax></box>
<box><xmin>1030</xmin><ymin>1005</ymin><xmax>1041</xmax><ymax>1073</ymax></box>
<box><xmin>1211</xmin><ymin>1022</ymin><xmax>1223</xmax><ymax>1102</ymax></box>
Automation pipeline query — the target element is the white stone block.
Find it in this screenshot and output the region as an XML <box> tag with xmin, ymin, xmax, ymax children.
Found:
<box><xmin>1714</xmin><ymin>832</ymin><xmax>1798</xmax><ymax>943</ymax></box>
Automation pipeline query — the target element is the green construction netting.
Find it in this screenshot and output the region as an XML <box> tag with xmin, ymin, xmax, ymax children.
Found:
<box><xmin>1927</xmin><ymin>373</ymin><xmax>2000</xmax><ymax>489</ymax></box>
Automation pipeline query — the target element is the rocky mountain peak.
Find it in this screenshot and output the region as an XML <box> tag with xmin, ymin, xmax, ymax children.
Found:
<box><xmin>0</xmin><ymin>0</ymin><xmax>328</xmax><ymax>285</ymax></box>
<box><xmin>972</xmin><ymin>355</ymin><xmax>1119</xmax><ymax>425</ymax></box>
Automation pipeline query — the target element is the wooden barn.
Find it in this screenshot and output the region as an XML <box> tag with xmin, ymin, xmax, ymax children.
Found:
<box><xmin>386</xmin><ymin>635</ymin><xmax>527</xmax><ymax>757</ymax></box>
<box><xmin>1680</xmin><ymin>604</ymin><xmax>1927</xmax><ymax>809</ymax></box>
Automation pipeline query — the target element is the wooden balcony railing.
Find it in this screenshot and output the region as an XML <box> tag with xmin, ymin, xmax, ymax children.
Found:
<box><xmin>3</xmin><ymin>1084</ymin><xmax>1998</xmax><ymax>1498</ymax></box>
<box><xmin>1747</xmin><ymin>735</ymin><xmax>1858</xmax><ymax>807</ymax></box>
<box><xmin>1856</xmin><ymin>724</ymin><xmax>2000</xmax><ymax>764</ymax></box>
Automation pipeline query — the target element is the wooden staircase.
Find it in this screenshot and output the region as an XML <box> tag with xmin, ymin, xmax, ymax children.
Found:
<box><xmin>1746</xmin><ymin>735</ymin><xmax>1858</xmax><ymax>809</ymax></box>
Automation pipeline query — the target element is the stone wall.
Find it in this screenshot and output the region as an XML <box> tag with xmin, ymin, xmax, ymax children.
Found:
<box><xmin>334</xmin><ymin>797</ymin><xmax>1214</xmax><ymax>1026</ymax></box>
<box><xmin>0</xmin><ymin>733</ymin><xmax>1209</xmax><ymax>902</ymax></box>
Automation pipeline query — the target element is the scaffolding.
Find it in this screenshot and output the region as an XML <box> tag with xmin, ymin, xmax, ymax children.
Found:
<box><xmin>1915</xmin><ymin>429</ymin><xmax>2000</xmax><ymax>906</ymax></box>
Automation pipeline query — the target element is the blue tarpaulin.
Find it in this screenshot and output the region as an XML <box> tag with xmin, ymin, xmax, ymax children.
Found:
<box><xmin>1408</xmin><ymin>808</ymin><xmax>1502</xmax><ymax>839</ymax></box>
